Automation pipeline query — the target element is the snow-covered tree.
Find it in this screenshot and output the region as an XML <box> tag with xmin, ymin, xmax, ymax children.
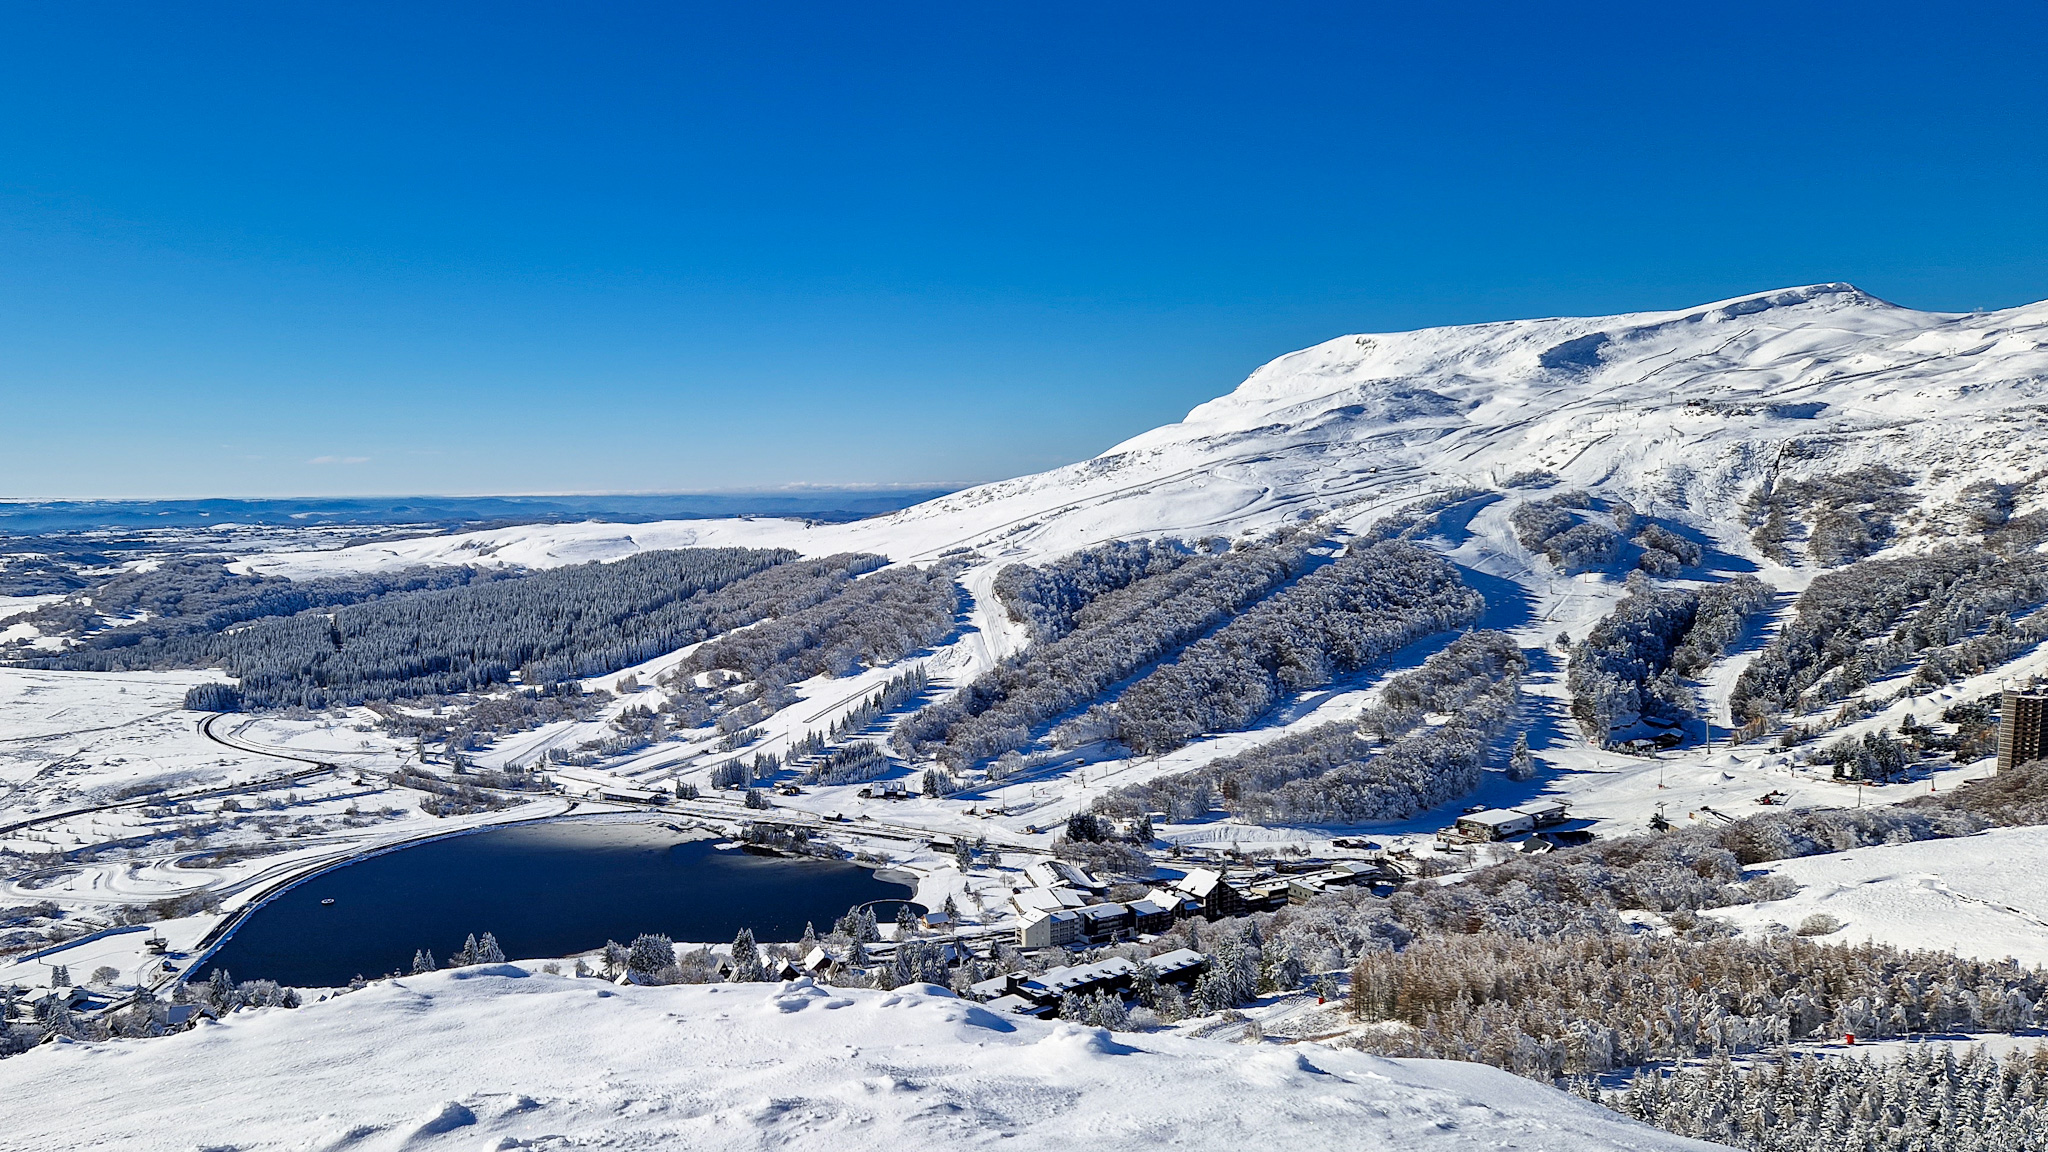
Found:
<box><xmin>729</xmin><ymin>929</ymin><xmax>765</xmax><ymax>982</ymax></box>
<box><xmin>1507</xmin><ymin>733</ymin><xmax>1535</xmax><ymax>781</ymax></box>
<box><xmin>626</xmin><ymin>934</ymin><xmax>675</xmax><ymax>982</ymax></box>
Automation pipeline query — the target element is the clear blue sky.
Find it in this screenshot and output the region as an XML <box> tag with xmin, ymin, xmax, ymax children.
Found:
<box><xmin>2</xmin><ymin>2</ymin><xmax>2042</xmax><ymax>499</ymax></box>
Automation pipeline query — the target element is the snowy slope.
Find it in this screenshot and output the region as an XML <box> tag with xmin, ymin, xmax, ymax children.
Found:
<box><xmin>241</xmin><ymin>284</ymin><xmax>2048</xmax><ymax>581</ymax></box>
<box><xmin>0</xmin><ymin>972</ymin><xmax>1723</xmax><ymax>1152</ymax></box>
<box><xmin>1712</xmin><ymin>824</ymin><xmax>2048</xmax><ymax>967</ymax></box>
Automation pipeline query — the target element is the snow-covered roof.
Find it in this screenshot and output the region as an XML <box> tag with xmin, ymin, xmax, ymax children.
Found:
<box><xmin>1457</xmin><ymin>809</ymin><xmax>1533</xmax><ymax>828</ymax></box>
<box><xmin>1145</xmin><ymin>948</ymin><xmax>1207</xmax><ymax>977</ymax></box>
<box><xmin>1023</xmin><ymin>956</ymin><xmax>1140</xmax><ymax>997</ymax></box>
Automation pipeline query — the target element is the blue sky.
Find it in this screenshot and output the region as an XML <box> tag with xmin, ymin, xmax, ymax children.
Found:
<box><xmin>1</xmin><ymin>2</ymin><xmax>2043</xmax><ymax>499</ymax></box>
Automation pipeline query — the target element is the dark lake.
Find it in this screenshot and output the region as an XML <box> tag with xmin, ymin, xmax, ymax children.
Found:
<box><xmin>198</xmin><ymin>819</ymin><xmax>913</xmax><ymax>988</ymax></box>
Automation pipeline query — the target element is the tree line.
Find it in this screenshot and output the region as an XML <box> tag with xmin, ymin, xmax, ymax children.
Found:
<box><xmin>1108</xmin><ymin>629</ymin><xmax>1525</xmax><ymax>823</ymax></box>
<box><xmin>1102</xmin><ymin>541</ymin><xmax>1485</xmax><ymax>754</ymax></box>
<box><xmin>54</xmin><ymin>548</ymin><xmax>905</xmax><ymax>709</ymax></box>
<box><xmin>1567</xmin><ymin>573</ymin><xmax>1772</xmax><ymax>745</ymax></box>
<box><xmin>894</xmin><ymin>533</ymin><xmax>1319</xmax><ymax>769</ymax></box>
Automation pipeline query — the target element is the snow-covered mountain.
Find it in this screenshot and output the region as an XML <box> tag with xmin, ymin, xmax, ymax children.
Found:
<box><xmin>244</xmin><ymin>283</ymin><xmax>2048</xmax><ymax>578</ymax></box>
<box><xmin>0</xmin><ymin>971</ymin><xmax>1721</xmax><ymax>1152</ymax></box>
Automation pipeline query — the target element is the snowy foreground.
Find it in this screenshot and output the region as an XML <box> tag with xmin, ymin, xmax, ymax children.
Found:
<box><xmin>0</xmin><ymin>971</ymin><xmax>1719</xmax><ymax>1152</ymax></box>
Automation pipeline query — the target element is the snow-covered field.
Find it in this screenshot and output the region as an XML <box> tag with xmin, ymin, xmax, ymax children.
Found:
<box><xmin>1715</xmin><ymin>824</ymin><xmax>2048</xmax><ymax>967</ymax></box>
<box><xmin>0</xmin><ymin>971</ymin><xmax>1720</xmax><ymax>1152</ymax></box>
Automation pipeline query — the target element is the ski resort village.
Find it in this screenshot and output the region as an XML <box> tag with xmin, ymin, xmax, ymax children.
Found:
<box><xmin>9</xmin><ymin>284</ymin><xmax>2048</xmax><ymax>1150</ymax></box>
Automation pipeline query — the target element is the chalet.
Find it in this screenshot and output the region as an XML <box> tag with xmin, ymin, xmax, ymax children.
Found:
<box><xmin>1454</xmin><ymin>808</ymin><xmax>1536</xmax><ymax>841</ymax></box>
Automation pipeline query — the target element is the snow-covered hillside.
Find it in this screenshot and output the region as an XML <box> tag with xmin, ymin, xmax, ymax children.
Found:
<box><xmin>1714</xmin><ymin>824</ymin><xmax>2048</xmax><ymax>967</ymax></box>
<box><xmin>212</xmin><ymin>283</ymin><xmax>2048</xmax><ymax>845</ymax></box>
<box><xmin>0</xmin><ymin>970</ymin><xmax>1721</xmax><ymax>1152</ymax></box>
<box><xmin>241</xmin><ymin>283</ymin><xmax>2048</xmax><ymax>580</ymax></box>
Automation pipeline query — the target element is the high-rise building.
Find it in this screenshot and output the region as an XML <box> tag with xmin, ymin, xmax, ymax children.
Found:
<box><xmin>1997</xmin><ymin>690</ymin><xmax>2048</xmax><ymax>771</ymax></box>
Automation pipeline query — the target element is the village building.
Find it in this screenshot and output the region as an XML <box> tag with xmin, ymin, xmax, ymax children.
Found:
<box><xmin>1026</xmin><ymin>860</ymin><xmax>1107</xmax><ymax>894</ymax></box>
<box><xmin>1017</xmin><ymin>907</ymin><xmax>1081</xmax><ymax>949</ymax></box>
<box><xmin>1999</xmin><ymin>689</ymin><xmax>2048</xmax><ymax>771</ymax></box>
<box><xmin>1445</xmin><ymin>800</ymin><xmax>1573</xmax><ymax>843</ymax></box>
<box><xmin>1017</xmin><ymin>956</ymin><xmax>1140</xmax><ymax>1003</ymax></box>
<box><xmin>971</xmin><ymin>949</ymin><xmax>1210</xmax><ymax>1016</ymax></box>
<box><xmin>1284</xmin><ymin>860</ymin><xmax>1389</xmax><ymax>903</ymax></box>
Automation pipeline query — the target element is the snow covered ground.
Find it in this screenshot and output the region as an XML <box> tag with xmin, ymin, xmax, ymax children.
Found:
<box><xmin>0</xmin><ymin>970</ymin><xmax>1723</xmax><ymax>1152</ymax></box>
<box><xmin>1714</xmin><ymin>825</ymin><xmax>2048</xmax><ymax>967</ymax></box>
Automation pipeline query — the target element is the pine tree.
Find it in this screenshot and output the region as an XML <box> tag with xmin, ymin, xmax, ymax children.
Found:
<box><xmin>1507</xmin><ymin>732</ymin><xmax>1536</xmax><ymax>781</ymax></box>
<box><xmin>626</xmin><ymin>934</ymin><xmax>675</xmax><ymax>981</ymax></box>
<box><xmin>730</xmin><ymin>928</ymin><xmax>765</xmax><ymax>982</ymax></box>
<box><xmin>1261</xmin><ymin>940</ymin><xmax>1305</xmax><ymax>993</ymax></box>
<box><xmin>410</xmin><ymin>948</ymin><xmax>436</xmax><ymax>974</ymax></box>
<box><xmin>1091</xmin><ymin>991</ymin><xmax>1129</xmax><ymax>1030</ymax></box>
<box><xmin>476</xmin><ymin>932</ymin><xmax>506</xmax><ymax>964</ymax></box>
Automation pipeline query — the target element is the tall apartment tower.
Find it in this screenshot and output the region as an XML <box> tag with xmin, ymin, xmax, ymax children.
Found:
<box><xmin>1997</xmin><ymin>690</ymin><xmax>2048</xmax><ymax>771</ymax></box>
